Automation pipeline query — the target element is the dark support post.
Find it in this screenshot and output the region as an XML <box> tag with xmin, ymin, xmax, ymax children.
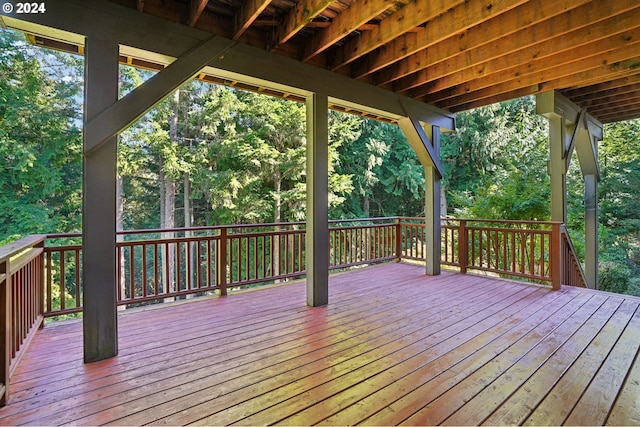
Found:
<box><xmin>0</xmin><ymin>258</ymin><xmax>10</xmax><ymax>406</ymax></box>
<box><xmin>305</xmin><ymin>93</ymin><xmax>329</xmax><ymax>307</ymax></box>
<box><xmin>425</xmin><ymin>126</ymin><xmax>441</xmax><ymax>275</ymax></box>
<box><xmin>548</xmin><ymin>115</ymin><xmax>568</xmax><ymax>223</ymax></box>
<box><xmin>218</xmin><ymin>227</ymin><xmax>228</xmax><ymax>296</ymax></box>
<box><xmin>82</xmin><ymin>37</ymin><xmax>119</xmax><ymax>363</ymax></box>
<box><xmin>550</xmin><ymin>222</ymin><xmax>563</xmax><ymax>290</ymax></box>
<box><xmin>585</xmin><ymin>174</ymin><xmax>598</xmax><ymax>288</ymax></box>
<box><xmin>458</xmin><ymin>220</ymin><xmax>468</xmax><ymax>274</ymax></box>
<box><xmin>394</xmin><ymin>217</ymin><xmax>402</xmax><ymax>262</ymax></box>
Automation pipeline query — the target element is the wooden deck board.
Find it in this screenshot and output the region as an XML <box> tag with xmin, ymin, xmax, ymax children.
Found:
<box><xmin>0</xmin><ymin>263</ymin><xmax>639</xmax><ymax>426</ymax></box>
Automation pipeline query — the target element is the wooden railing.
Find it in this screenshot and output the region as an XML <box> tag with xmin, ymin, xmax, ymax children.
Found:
<box><xmin>561</xmin><ymin>225</ymin><xmax>588</xmax><ymax>288</ymax></box>
<box><xmin>42</xmin><ymin>218</ymin><xmax>400</xmax><ymax>317</ymax></box>
<box><xmin>0</xmin><ymin>216</ymin><xmax>588</xmax><ymax>405</ymax></box>
<box><xmin>0</xmin><ymin>235</ymin><xmax>45</xmax><ymax>405</ymax></box>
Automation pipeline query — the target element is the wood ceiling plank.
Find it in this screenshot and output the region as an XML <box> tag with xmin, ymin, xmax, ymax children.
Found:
<box><xmin>301</xmin><ymin>0</ymin><xmax>394</xmax><ymax>61</ymax></box>
<box><xmin>188</xmin><ymin>0</ymin><xmax>208</xmax><ymax>27</ymax></box>
<box><xmin>370</xmin><ymin>0</ymin><xmax>589</xmax><ymax>85</ymax></box>
<box><xmin>404</xmin><ymin>8</ymin><xmax>640</xmax><ymax>98</ymax></box>
<box><xmin>436</xmin><ymin>56</ymin><xmax>640</xmax><ymax>113</ymax></box>
<box><xmin>585</xmin><ymin>94</ymin><xmax>640</xmax><ymax>115</ymax></box>
<box><xmin>594</xmin><ymin>107</ymin><xmax>640</xmax><ymax>123</ymax></box>
<box><xmin>561</xmin><ymin>77</ymin><xmax>640</xmax><ymax>101</ymax></box>
<box><xmin>325</xmin><ymin>0</ymin><xmax>469</xmax><ymax>70</ymax></box>
<box><xmin>233</xmin><ymin>0</ymin><xmax>271</xmax><ymax>39</ymax></box>
<box><xmin>349</xmin><ymin>0</ymin><xmax>532</xmax><ymax>79</ymax></box>
<box><xmin>270</xmin><ymin>0</ymin><xmax>336</xmax><ymax>48</ymax></box>
<box><xmin>394</xmin><ymin>1</ymin><xmax>638</xmax><ymax>95</ymax></box>
<box><xmin>567</xmin><ymin>82</ymin><xmax>640</xmax><ymax>106</ymax></box>
<box><xmin>416</xmin><ymin>32</ymin><xmax>640</xmax><ymax>105</ymax></box>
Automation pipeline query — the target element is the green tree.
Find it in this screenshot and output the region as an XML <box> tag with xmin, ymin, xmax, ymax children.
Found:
<box><xmin>0</xmin><ymin>29</ymin><xmax>82</xmax><ymax>243</ymax></box>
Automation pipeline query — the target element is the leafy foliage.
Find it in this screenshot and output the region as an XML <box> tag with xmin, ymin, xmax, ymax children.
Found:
<box><xmin>0</xmin><ymin>30</ymin><xmax>82</xmax><ymax>240</ymax></box>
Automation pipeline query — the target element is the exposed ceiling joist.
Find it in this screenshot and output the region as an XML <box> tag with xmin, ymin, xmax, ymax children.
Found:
<box><xmin>270</xmin><ymin>0</ymin><xmax>334</xmax><ymax>47</ymax></box>
<box><xmin>393</xmin><ymin>1</ymin><xmax>637</xmax><ymax>95</ymax></box>
<box><xmin>368</xmin><ymin>0</ymin><xmax>592</xmax><ymax>86</ymax></box>
<box><xmin>326</xmin><ymin>0</ymin><xmax>473</xmax><ymax>71</ymax></box>
<box><xmin>188</xmin><ymin>0</ymin><xmax>208</xmax><ymax>27</ymax></box>
<box><xmin>233</xmin><ymin>0</ymin><xmax>271</xmax><ymax>39</ymax></box>
<box><xmin>301</xmin><ymin>0</ymin><xmax>393</xmax><ymax>61</ymax></box>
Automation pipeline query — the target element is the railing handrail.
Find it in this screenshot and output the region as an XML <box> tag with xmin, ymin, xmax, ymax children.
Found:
<box><xmin>0</xmin><ymin>235</ymin><xmax>46</xmax><ymax>261</ymax></box>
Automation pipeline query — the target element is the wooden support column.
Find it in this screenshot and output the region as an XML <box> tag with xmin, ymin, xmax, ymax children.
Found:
<box><xmin>585</xmin><ymin>174</ymin><xmax>598</xmax><ymax>289</ymax></box>
<box><xmin>538</xmin><ymin>91</ymin><xmax>602</xmax><ymax>290</ymax></box>
<box><xmin>82</xmin><ymin>37</ymin><xmax>119</xmax><ymax>363</ymax></box>
<box><xmin>305</xmin><ymin>93</ymin><xmax>329</xmax><ymax>307</ymax></box>
<box><xmin>548</xmin><ymin>115</ymin><xmax>568</xmax><ymax>223</ymax></box>
<box><xmin>398</xmin><ymin>110</ymin><xmax>443</xmax><ymax>276</ymax></box>
<box><xmin>425</xmin><ymin>125</ymin><xmax>441</xmax><ymax>275</ymax></box>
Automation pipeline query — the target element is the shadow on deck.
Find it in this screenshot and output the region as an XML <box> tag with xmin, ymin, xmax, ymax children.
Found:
<box><xmin>0</xmin><ymin>263</ymin><xmax>639</xmax><ymax>425</ymax></box>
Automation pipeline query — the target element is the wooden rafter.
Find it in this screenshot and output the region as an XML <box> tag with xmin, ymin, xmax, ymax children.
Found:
<box><xmin>301</xmin><ymin>0</ymin><xmax>393</xmax><ymax>62</ymax></box>
<box><xmin>422</xmin><ymin>38</ymin><xmax>640</xmax><ymax>110</ymax></box>
<box><xmin>406</xmin><ymin>9</ymin><xmax>640</xmax><ymax>99</ymax></box>
<box><xmin>188</xmin><ymin>0</ymin><xmax>208</xmax><ymax>27</ymax></box>
<box><xmin>386</xmin><ymin>0</ymin><xmax>633</xmax><ymax>93</ymax></box>
<box><xmin>234</xmin><ymin>0</ymin><xmax>271</xmax><ymax>40</ymax></box>
<box><xmin>270</xmin><ymin>0</ymin><xmax>334</xmax><ymax>48</ymax></box>
<box><xmin>367</xmin><ymin>0</ymin><xmax>596</xmax><ymax>85</ymax></box>
<box><xmin>329</xmin><ymin>0</ymin><xmax>474</xmax><ymax>70</ymax></box>
<box><xmin>438</xmin><ymin>58</ymin><xmax>640</xmax><ymax>113</ymax></box>
<box><xmin>561</xmin><ymin>76</ymin><xmax>640</xmax><ymax>99</ymax></box>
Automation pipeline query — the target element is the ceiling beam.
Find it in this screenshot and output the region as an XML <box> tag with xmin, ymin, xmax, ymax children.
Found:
<box><xmin>1</xmin><ymin>0</ymin><xmax>455</xmax><ymax>130</ymax></box>
<box><xmin>188</xmin><ymin>0</ymin><xmax>208</xmax><ymax>27</ymax></box>
<box><xmin>395</xmin><ymin>1</ymin><xmax>638</xmax><ymax>95</ymax></box>
<box><xmin>270</xmin><ymin>0</ymin><xmax>335</xmax><ymax>48</ymax></box>
<box><xmin>419</xmin><ymin>35</ymin><xmax>640</xmax><ymax>106</ymax></box>
<box><xmin>301</xmin><ymin>0</ymin><xmax>393</xmax><ymax>62</ymax></box>
<box><xmin>407</xmin><ymin>10</ymin><xmax>640</xmax><ymax>98</ymax></box>
<box><xmin>233</xmin><ymin>0</ymin><xmax>271</xmax><ymax>40</ymax></box>
<box><xmin>363</xmin><ymin>0</ymin><xmax>586</xmax><ymax>84</ymax></box>
<box><xmin>327</xmin><ymin>0</ymin><xmax>474</xmax><ymax>70</ymax></box>
<box><xmin>85</xmin><ymin>36</ymin><xmax>230</xmax><ymax>155</ymax></box>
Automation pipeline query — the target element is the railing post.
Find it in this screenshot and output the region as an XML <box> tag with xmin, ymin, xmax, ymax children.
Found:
<box><xmin>0</xmin><ymin>258</ymin><xmax>10</xmax><ymax>406</ymax></box>
<box><xmin>395</xmin><ymin>218</ymin><xmax>402</xmax><ymax>262</ymax></box>
<box><xmin>458</xmin><ymin>220</ymin><xmax>468</xmax><ymax>274</ymax></box>
<box><xmin>550</xmin><ymin>222</ymin><xmax>562</xmax><ymax>290</ymax></box>
<box><xmin>218</xmin><ymin>228</ymin><xmax>228</xmax><ymax>296</ymax></box>
<box><xmin>36</xmin><ymin>241</ymin><xmax>45</xmax><ymax>329</ymax></box>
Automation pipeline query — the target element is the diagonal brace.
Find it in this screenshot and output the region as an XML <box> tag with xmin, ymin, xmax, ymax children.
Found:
<box><xmin>84</xmin><ymin>36</ymin><xmax>235</xmax><ymax>155</ymax></box>
<box><xmin>397</xmin><ymin>115</ymin><xmax>443</xmax><ymax>179</ymax></box>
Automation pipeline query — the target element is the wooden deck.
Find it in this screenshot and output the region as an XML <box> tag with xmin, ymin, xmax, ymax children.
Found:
<box><xmin>1</xmin><ymin>263</ymin><xmax>639</xmax><ymax>426</ymax></box>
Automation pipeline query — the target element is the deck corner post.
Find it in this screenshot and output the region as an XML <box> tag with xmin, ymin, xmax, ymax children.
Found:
<box><xmin>424</xmin><ymin>125</ymin><xmax>441</xmax><ymax>276</ymax></box>
<box><xmin>458</xmin><ymin>220</ymin><xmax>468</xmax><ymax>274</ymax></box>
<box><xmin>305</xmin><ymin>92</ymin><xmax>329</xmax><ymax>307</ymax></box>
<box><xmin>218</xmin><ymin>227</ymin><xmax>228</xmax><ymax>296</ymax></box>
<box><xmin>550</xmin><ymin>222</ymin><xmax>563</xmax><ymax>290</ymax></box>
<box><xmin>584</xmin><ymin>174</ymin><xmax>598</xmax><ymax>289</ymax></box>
<box><xmin>0</xmin><ymin>258</ymin><xmax>10</xmax><ymax>406</ymax></box>
<box><xmin>394</xmin><ymin>217</ymin><xmax>402</xmax><ymax>262</ymax></box>
<box><xmin>82</xmin><ymin>37</ymin><xmax>119</xmax><ymax>363</ymax></box>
